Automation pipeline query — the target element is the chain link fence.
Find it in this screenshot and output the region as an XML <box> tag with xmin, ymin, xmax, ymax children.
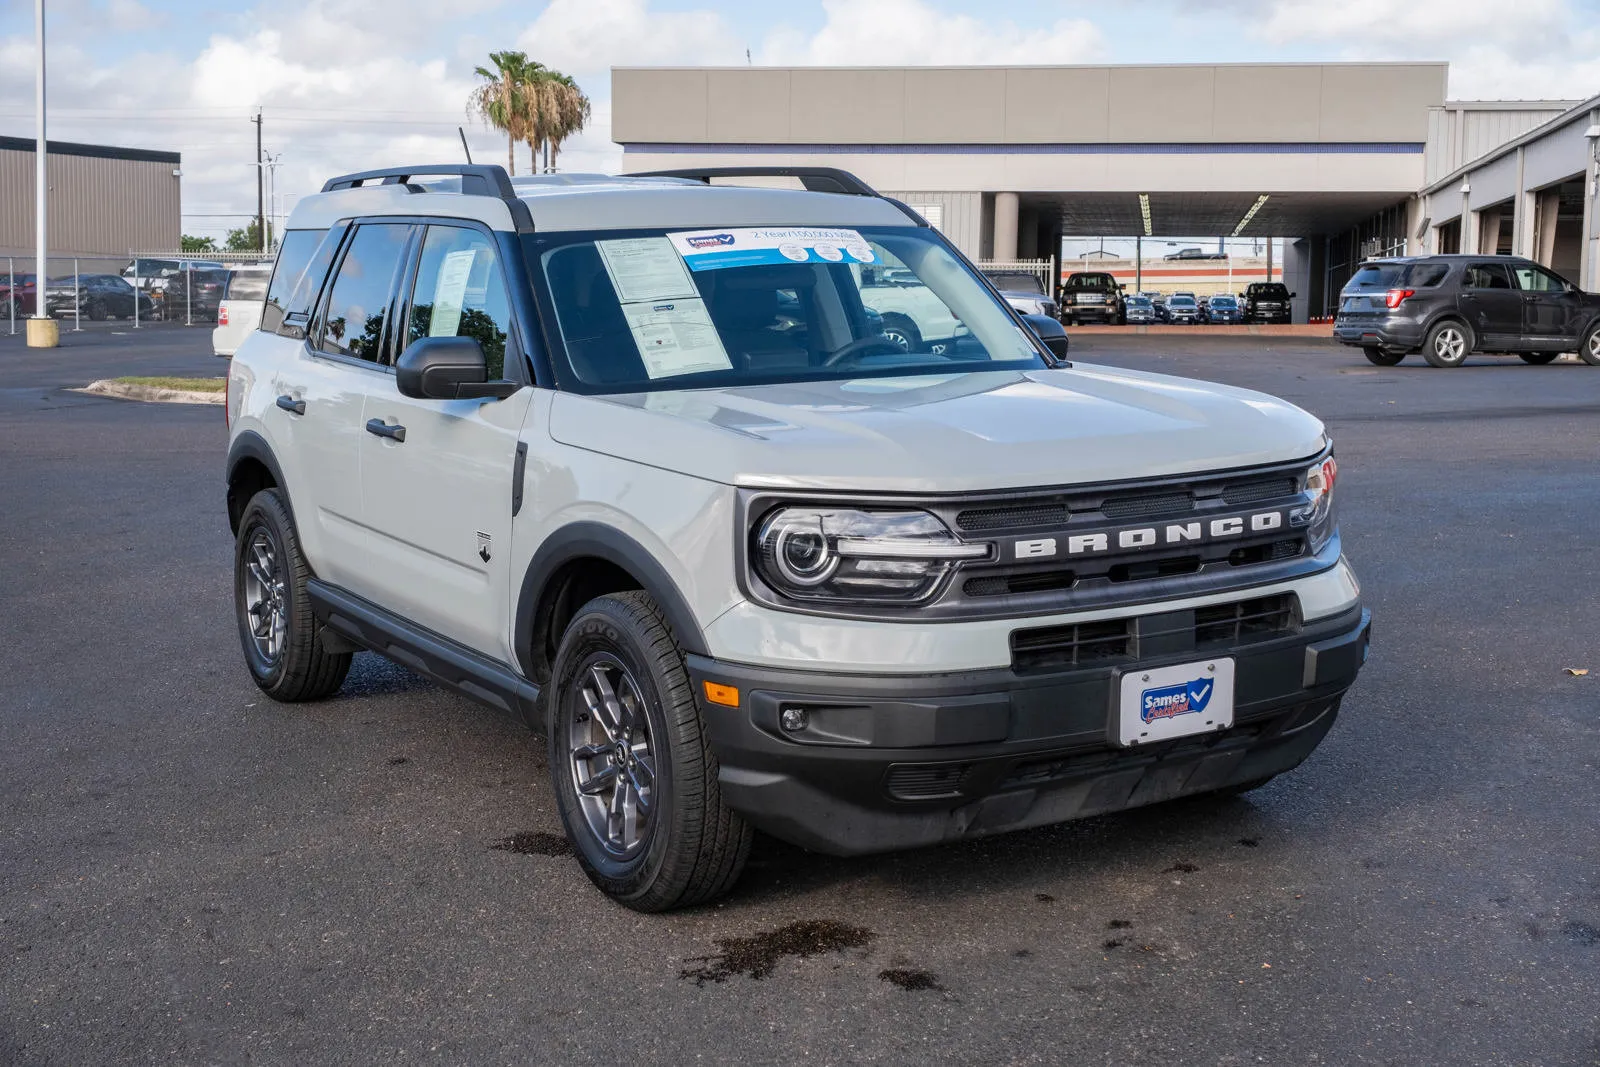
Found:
<box><xmin>4</xmin><ymin>250</ymin><xmax>274</xmax><ymax>336</ymax></box>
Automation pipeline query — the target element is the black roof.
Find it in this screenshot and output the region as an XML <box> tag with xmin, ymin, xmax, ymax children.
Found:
<box><xmin>0</xmin><ymin>135</ymin><xmax>180</xmax><ymax>165</ymax></box>
<box><xmin>1359</xmin><ymin>253</ymin><xmax>1539</xmax><ymax>264</ymax></box>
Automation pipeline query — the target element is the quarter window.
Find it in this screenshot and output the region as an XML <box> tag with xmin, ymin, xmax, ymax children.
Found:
<box><xmin>1408</xmin><ymin>263</ymin><xmax>1448</xmax><ymax>288</ymax></box>
<box><xmin>316</xmin><ymin>224</ymin><xmax>412</xmax><ymax>364</ymax></box>
<box><xmin>405</xmin><ymin>226</ymin><xmax>512</xmax><ymax>378</ymax></box>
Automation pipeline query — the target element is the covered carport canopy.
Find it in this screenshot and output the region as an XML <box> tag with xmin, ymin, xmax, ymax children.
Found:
<box><xmin>1025</xmin><ymin>190</ymin><xmax>1416</xmax><ymax>239</ymax></box>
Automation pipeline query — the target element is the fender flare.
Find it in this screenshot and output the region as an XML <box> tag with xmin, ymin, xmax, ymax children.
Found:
<box><xmin>514</xmin><ymin>522</ymin><xmax>711</xmax><ymax>678</ymax></box>
<box><xmin>225</xmin><ymin>430</ymin><xmax>291</xmax><ymax>533</ymax></box>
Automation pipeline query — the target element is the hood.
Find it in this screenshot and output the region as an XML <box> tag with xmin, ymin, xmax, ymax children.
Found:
<box><xmin>549</xmin><ymin>365</ymin><xmax>1327</xmax><ymax>493</ymax></box>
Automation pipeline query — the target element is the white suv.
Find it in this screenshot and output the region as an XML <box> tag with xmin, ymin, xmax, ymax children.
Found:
<box><xmin>225</xmin><ymin>165</ymin><xmax>1370</xmax><ymax>911</ymax></box>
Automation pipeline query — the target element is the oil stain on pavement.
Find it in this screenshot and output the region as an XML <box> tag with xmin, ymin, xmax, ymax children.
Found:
<box><xmin>878</xmin><ymin>968</ymin><xmax>943</xmax><ymax>991</ymax></box>
<box><xmin>491</xmin><ymin>832</ymin><xmax>574</xmax><ymax>857</ymax></box>
<box><xmin>680</xmin><ymin>919</ymin><xmax>877</xmax><ymax>985</ymax></box>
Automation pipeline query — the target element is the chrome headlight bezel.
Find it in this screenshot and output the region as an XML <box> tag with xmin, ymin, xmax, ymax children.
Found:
<box><xmin>1292</xmin><ymin>451</ymin><xmax>1339</xmax><ymax>552</ymax></box>
<box><xmin>750</xmin><ymin>505</ymin><xmax>990</xmax><ymax>607</ymax></box>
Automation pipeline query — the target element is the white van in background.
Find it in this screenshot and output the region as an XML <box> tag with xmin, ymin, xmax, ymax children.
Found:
<box><xmin>212</xmin><ymin>266</ymin><xmax>272</xmax><ymax>357</ymax></box>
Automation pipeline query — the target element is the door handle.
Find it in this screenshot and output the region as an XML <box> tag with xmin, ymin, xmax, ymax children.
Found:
<box><xmin>275</xmin><ymin>394</ymin><xmax>306</xmax><ymax>416</ymax></box>
<box><xmin>365</xmin><ymin>418</ymin><xmax>406</xmax><ymax>443</ymax></box>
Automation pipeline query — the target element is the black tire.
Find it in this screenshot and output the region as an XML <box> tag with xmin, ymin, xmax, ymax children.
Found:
<box><xmin>1362</xmin><ymin>346</ymin><xmax>1405</xmax><ymax>366</ymax></box>
<box><xmin>1579</xmin><ymin>322</ymin><xmax>1600</xmax><ymax>367</ymax></box>
<box><xmin>234</xmin><ymin>488</ymin><xmax>352</xmax><ymax>702</ymax></box>
<box><xmin>547</xmin><ymin>591</ymin><xmax>751</xmax><ymax>912</ymax></box>
<box><xmin>1422</xmin><ymin>319</ymin><xmax>1472</xmax><ymax>368</ymax></box>
<box><xmin>878</xmin><ymin>314</ymin><xmax>922</xmax><ymax>353</ymax></box>
<box><xmin>1519</xmin><ymin>351</ymin><xmax>1559</xmax><ymax>365</ymax></box>
<box><xmin>86</xmin><ymin>299</ymin><xmax>107</xmax><ymax>322</ymax></box>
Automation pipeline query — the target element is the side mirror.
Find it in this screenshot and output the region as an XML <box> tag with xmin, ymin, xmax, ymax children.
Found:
<box><xmin>1290</xmin><ymin>292</ymin><xmax>1298</xmax><ymax>298</ymax></box>
<box><xmin>1021</xmin><ymin>313</ymin><xmax>1069</xmax><ymax>360</ymax></box>
<box><xmin>396</xmin><ymin>336</ymin><xmax>517</xmax><ymax>400</ymax></box>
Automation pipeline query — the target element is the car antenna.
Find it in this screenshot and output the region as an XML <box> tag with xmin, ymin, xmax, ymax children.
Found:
<box><xmin>458</xmin><ymin>127</ymin><xmax>473</xmax><ymax>165</ymax></box>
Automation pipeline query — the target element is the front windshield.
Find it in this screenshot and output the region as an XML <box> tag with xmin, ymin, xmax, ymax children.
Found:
<box><xmin>1067</xmin><ymin>273</ymin><xmax>1115</xmax><ymax>291</ymax></box>
<box><xmin>987</xmin><ymin>272</ymin><xmax>1044</xmax><ymax>294</ymax></box>
<box><xmin>1169</xmin><ymin>296</ymin><xmax>1197</xmax><ymax>307</ymax></box>
<box><xmin>1249</xmin><ymin>284</ymin><xmax>1288</xmax><ymax>297</ymax></box>
<box><xmin>1209</xmin><ymin>296</ymin><xmax>1237</xmax><ymax>307</ymax></box>
<box><xmin>535</xmin><ymin>225</ymin><xmax>1045</xmax><ymax>393</ymax></box>
<box><xmin>1126</xmin><ymin>296</ymin><xmax>1152</xmax><ymax>307</ymax></box>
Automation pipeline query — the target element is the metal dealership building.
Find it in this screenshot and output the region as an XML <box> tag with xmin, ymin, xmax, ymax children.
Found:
<box><xmin>0</xmin><ymin>135</ymin><xmax>181</xmax><ymax>261</ymax></box>
<box><xmin>614</xmin><ymin>63</ymin><xmax>1600</xmax><ymax>320</ymax></box>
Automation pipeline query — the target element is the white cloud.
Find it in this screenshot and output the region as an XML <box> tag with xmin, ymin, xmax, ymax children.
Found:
<box><xmin>761</xmin><ymin>0</ymin><xmax>1106</xmax><ymax>65</ymax></box>
<box><xmin>518</xmin><ymin>0</ymin><xmax>744</xmax><ymax>77</ymax></box>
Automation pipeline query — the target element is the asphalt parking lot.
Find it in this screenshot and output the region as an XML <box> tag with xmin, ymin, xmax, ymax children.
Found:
<box><xmin>2</xmin><ymin>327</ymin><xmax>1597</xmax><ymax>1065</ymax></box>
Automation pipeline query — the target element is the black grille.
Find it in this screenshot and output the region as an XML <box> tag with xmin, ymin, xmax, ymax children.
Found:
<box><xmin>885</xmin><ymin>763</ymin><xmax>971</xmax><ymax>801</ymax></box>
<box><xmin>1100</xmin><ymin>491</ymin><xmax>1194</xmax><ymax>519</ymax></box>
<box><xmin>965</xmin><ymin>569</ymin><xmax>1077</xmax><ymax>597</ymax></box>
<box><xmin>1195</xmin><ymin>595</ymin><xmax>1298</xmax><ymax>648</ymax></box>
<box><xmin>1223</xmin><ymin>477</ymin><xmax>1298</xmax><ymax>505</ymax></box>
<box><xmin>1011</xmin><ymin>618</ymin><xmax>1134</xmax><ymax>672</ymax></box>
<box><xmin>956</xmin><ymin>501</ymin><xmax>1069</xmax><ymax>532</ymax></box>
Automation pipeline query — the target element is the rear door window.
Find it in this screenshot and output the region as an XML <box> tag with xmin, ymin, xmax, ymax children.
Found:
<box><xmin>314</xmin><ymin>223</ymin><xmax>414</xmax><ymax>364</ymax></box>
<box><xmin>1464</xmin><ymin>264</ymin><xmax>1512</xmax><ymax>290</ymax></box>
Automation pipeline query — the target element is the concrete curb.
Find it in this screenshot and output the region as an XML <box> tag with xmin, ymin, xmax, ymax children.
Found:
<box><xmin>78</xmin><ymin>380</ymin><xmax>226</xmax><ymax>405</ymax></box>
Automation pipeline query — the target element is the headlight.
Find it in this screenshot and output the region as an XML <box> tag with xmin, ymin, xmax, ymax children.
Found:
<box><xmin>1292</xmin><ymin>453</ymin><xmax>1338</xmax><ymax>551</ymax></box>
<box><xmin>753</xmin><ymin>507</ymin><xmax>988</xmax><ymax>604</ymax></box>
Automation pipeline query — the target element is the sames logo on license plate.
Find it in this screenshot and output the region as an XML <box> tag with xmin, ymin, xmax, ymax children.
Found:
<box><xmin>1141</xmin><ymin>677</ymin><xmax>1214</xmax><ymax>722</ymax></box>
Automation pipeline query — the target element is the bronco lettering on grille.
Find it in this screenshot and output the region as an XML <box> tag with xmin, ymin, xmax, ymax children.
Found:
<box><xmin>1009</xmin><ymin>509</ymin><xmax>1287</xmax><ymax>560</ymax></box>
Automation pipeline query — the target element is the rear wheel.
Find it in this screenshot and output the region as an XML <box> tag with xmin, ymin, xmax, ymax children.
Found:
<box><xmin>1519</xmin><ymin>351</ymin><xmax>1559</xmax><ymax>365</ymax></box>
<box><xmin>1362</xmin><ymin>346</ymin><xmax>1405</xmax><ymax>366</ymax></box>
<box><xmin>1580</xmin><ymin>323</ymin><xmax>1600</xmax><ymax>367</ymax></box>
<box><xmin>1423</xmin><ymin>320</ymin><xmax>1472</xmax><ymax>368</ymax></box>
<box><xmin>548</xmin><ymin>591</ymin><xmax>751</xmax><ymax>912</ymax></box>
<box><xmin>234</xmin><ymin>489</ymin><xmax>352</xmax><ymax>701</ymax></box>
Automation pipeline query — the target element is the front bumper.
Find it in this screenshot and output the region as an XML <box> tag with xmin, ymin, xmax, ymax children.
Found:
<box><xmin>1066</xmin><ymin>303</ymin><xmax>1117</xmax><ymax>321</ymax></box>
<box><xmin>689</xmin><ymin>604</ymin><xmax>1370</xmax><ymax>855</ymax></box>
<box><xmin>1333</xmin><ymin>318</ymin><xmax>1422</xmax><ymax>349</ymax></box>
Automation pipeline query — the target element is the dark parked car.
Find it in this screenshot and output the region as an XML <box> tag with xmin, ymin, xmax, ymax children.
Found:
<box><xmin>1243</xmin><ymin>282</ymin><xmax>1294</xmax><ymax>324</ymax></box>
<box><xmin>45</xmin><ymin>274</ymin><xmax>157</xmax><ymax>321</ymax></box>
<box><xmin>1165</xmin><ymin>247</ymin><xmax>1228</xmax><ymax>261</ymax></box>
<box><xmin>160</xmin><ymin>267</ymin><xmax>232</xmax><ymax>321</ymax></box>
<box><xmin>1333</xmin><ymin>255</ymin><xmax>1600</xmax><ymax>367</ymax></box>
<box><xmin>1059</xmin><ymin>271</ymin><xmax>1124</xmax><ymax>324</ymax></box>
<box><xmin>1123</xmin><ymin>294</ymin><xmax>1156</xmax><ymax>324</ymax></box>
<box><xmin>1164</xmin><ymin>293</ymin><xmax>1201</xmax><ymax>324</ymax></box>
<box><xmin>1203</xmin><ymin>294</ymin><xmax>1243</xmax><ymax>324</ymax></box>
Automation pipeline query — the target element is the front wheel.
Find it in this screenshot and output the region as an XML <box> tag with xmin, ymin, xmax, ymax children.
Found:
<box><xmin>1363</xmin><ymin>346</ymin><xmax>1405</xmax><ymax>366</ymax></box>
<box><xmin>548</xmin><ymin>591</ymin><xmax>752</xmax><ymax>912</ymax></box>
<box><xmin>1519</xmin><ymin>351</ymin><xmax>1559</xmax><ymax>365</ymax></box>
<box><xmin>1580</xmin><ymin>323</ymin><xmax>1600</xmax><ymax>367</ymax></box>
<box><xmin>1423</xmin><ymin>320</ymin><xmax>1472</xmax><ymax>368</ymax></box>
<box><xmin>878</xmin><ymin>314</ymin><xmax>922</xmax><ymax>354</ymax></box>
<box><xmin>234</xmin><ymin>488</ymin><xmax>352</xmax><ymax>701</ymax></box>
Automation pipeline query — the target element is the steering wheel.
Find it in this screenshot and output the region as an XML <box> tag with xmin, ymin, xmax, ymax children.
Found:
<box><xmin>822</xmin><ymin>336</ymin><xmax>907</xmax><ymax>367</ymax></box>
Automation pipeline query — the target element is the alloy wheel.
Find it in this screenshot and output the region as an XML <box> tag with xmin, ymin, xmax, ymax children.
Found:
<box><xmin>567</xmin><ymin>656</ymin><xmax>657</xmax><ymax>858</ymax></box>
<box><xmin>242</xmin><ymin>528</ymin><xmax>287</xmax><ymax>665</ymax></box>
<box><xmin>1589</xmin><ymin>331</ymin><xmax>1600</xmax><ymax>362</ymax></box>
<box><xmin>1435</xmin><ymin>327</ymin><xmax>1465</xmax><ymax>362</ymax></box>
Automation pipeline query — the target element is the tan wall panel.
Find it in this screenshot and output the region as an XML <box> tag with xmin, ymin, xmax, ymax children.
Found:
<box><xmin>1318</xmin><ymin>64</ymin><xmax>1445</xmax><ymax>141</ymax></box>
<box><xmin>610</xmin><ymin>68</ymin><xmax>708</xmax><ymax>143</ymax></box>
<box><xmin>1214</xmin><ymin>65</ymin><xmax>1322</xmax><ymax>141</ymax></box>
<box><xmin>791</xmin><ymin>69</ymin><xmax>906</xmax><ymax>143</ymax></box>
<box><xmin>1</xmin><ymin>147</ymin><xmax>180</xmax><ymax>258</ymax></box>
<box><xmin>1003</xmin><ymin>68</ymin><xmax>1110</xmax><ymax>142</ymax></box>
<box><xmin>904</xmin><ymin>68</ymin><xmax>1007</xmax><ymax>143</ymax></box>
<box><xmin>706</xmin><ymin>69</ymin><xmax>791</xmax><ymax>142</ymax></box>
<box><xmin>1107</xmin><ymin>67</ymin><xmax>1218</xmax><ymax>141</ymax></box>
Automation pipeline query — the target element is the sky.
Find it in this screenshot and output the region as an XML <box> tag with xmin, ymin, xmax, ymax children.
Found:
<box><xmin>1</xmin><ymin>0</ymin><xmax>1598</xmax><ymax>244</ymax></box>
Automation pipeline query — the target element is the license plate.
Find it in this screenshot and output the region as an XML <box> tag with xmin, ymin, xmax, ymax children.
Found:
<box><xmin>1117</xmin><ymin>658</ymin><xmax>1234</xmax><ymax>746</ymax></box>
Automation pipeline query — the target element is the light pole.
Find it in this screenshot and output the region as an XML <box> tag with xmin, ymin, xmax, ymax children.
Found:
<box><xmin>28</xmin><ymin>0</ymin><xmax>57</xmax><ymax>347</ymax></box>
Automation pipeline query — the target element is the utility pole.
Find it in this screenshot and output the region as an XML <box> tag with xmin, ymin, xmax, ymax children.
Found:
<box><xmin>253</xmin><ymin>109</ymin><xmax>265</xmax><ymax>252</ymax></box>
<box><xmin>28</xmin><ymin>0</ymin><xmax>56</xmax><ymax>347</ymax></box>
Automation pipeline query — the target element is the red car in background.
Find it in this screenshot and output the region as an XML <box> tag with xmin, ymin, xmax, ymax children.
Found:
<box><xmin>1</xmin><ymin>273</ymin><xmax>39</xmax><ymax>319</ymax></box>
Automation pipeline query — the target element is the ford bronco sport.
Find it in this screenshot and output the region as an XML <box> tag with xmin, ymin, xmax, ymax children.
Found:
<box><xmin>226</xmin><ymin>164</ymin><xmax>1370</xmax><ymax>911</ymax></box>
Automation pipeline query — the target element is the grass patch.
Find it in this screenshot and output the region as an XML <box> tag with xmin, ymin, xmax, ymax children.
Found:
<box><xmin>111</xmin><ymin>376</ymin><xmax>227</xmax><ymax>393</ymax></box>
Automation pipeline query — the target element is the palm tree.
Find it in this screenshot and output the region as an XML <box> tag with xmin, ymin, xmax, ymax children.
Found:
<box><xmin>540</xmin><ymin>72</ymin><xmax>591</xmax><ymax>173</ymax></box>
<box><xmin>470</xmin><ymin>51</ymin><xmax>531</xmax><ymax>176</ymax></box>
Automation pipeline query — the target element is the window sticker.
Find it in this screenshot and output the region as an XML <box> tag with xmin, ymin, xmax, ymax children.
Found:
<box><xmin>596</xmin><ymin>237</ymin><xmax>699</xmax><ymax>303</ymax></box>
<box><xmin>428</xmin><ymin>248</ymin><xmax>477</xmax><ymax>338</ymax></box>
<box><xmin>620</xmin><ymin>299</ymin><xmax>732</xmax><ymax>379</ymax></box>
<box><xmin>668</xmin><ymin>228</ymin><xmax>877</xmax><ymax>272</ymax></box>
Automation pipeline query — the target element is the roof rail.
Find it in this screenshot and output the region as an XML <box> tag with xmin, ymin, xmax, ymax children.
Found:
<box><xmin>318</xmin><ymin>164</ymin><xmax>534</xmax><ymax>233</ymax></box>
<box><xmin>628</xmin><ymin>166</ymin><xmax>881</xmax><ymax>197</ymax></box>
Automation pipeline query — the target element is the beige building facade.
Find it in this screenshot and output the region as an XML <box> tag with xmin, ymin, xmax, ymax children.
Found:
<box><xmin>0</xmin><ymin>136</ymin><xmax>181</xmax><ymax>260</ymax></box>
